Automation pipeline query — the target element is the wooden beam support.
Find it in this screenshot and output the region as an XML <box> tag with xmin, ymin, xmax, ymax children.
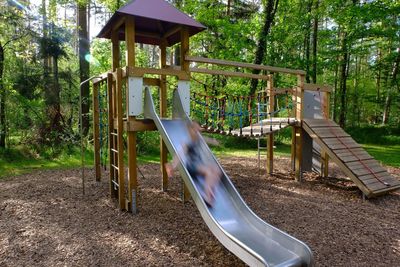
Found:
<box><xmin>321</xmin><ymin>90</ymin><xmax>331</xmax><ymax>177</ymax></box>
<box><xmin>181</xmin><ymin>27</ymin><xmax>191</xmax><ymax>201</ymax></box>
<box><xmin>107</xmin><ymin>73</ymin><xmax>117</xmax><ymax>198</ymax></box>
<box><xmin>111</xmin><ymin>30</ymin><xmax>120</xmax><ymax>71</ymax></box>
<box><xmin>190</xmin><ymin>67</ymin><xmax>269</xmax><ymax>80</ymax></box>
<box><xmin>160</xmin><ymin>39</ymin><xmax>168</xmax><ymax>192</ymax></box>
<box><xmin>186</xmin><ymin>55</ymin><xmax>306</xmax><ymax>76</ymax></box>
<box><xmin>116</xmin><ymin>68</ymin><xmax>125</xmax><ymax>209</ymax></box>
<box><xmin>126</xmin><ymin>119</ymin><xmax>157</xmax><ymax>132</ymax></box>
<box><xmin>303</xmin><ymin>83</ymin><xmax>332</xmax><ymax>93</ymax></box>
<box><xmin>92</xmin><ymin>82</ymin><xmax>101</xmax><ymax>181</ymax></box>
<box><xmin>163</xmin><ymin>25</ymin><xmax>181</xmax><ymax>39</ymax></box>
<box><xmin>266</xmin><ymin>75</ymin><xmax>274</xmax><ymax>174</ymax></box>
<box><xmin>294</xmin><ymin>75</ymin><xmax>305</xmax><ymax>181</ymax></box>
<box><xmin>143</xmin><ymin>77</ymin><xmax>161</xmax><ymax>87</ymax></box>
<box><xmin>128</xmin><ymin>66</ymin><xmax>190</xmax><ymax>80</ymax></box>
<box><xmin>125</xmin><ymin>16</ymin><xmax>138</xmax><ymax>214</ymax></box>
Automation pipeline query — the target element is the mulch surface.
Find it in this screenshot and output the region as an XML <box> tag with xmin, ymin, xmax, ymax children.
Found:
<box><xmin>0</xmin><ymin>155</ymin><xmax>399</xmax><ymax>266</ymax></box>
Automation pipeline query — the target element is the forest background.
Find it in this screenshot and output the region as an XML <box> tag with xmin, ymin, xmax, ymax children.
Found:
<box><xmin>0</xmin><ymin>0</ymin><xmax>399</xmax><ymax>176</ymax></box>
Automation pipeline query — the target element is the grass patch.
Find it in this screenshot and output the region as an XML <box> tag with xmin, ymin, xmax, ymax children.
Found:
<box><xmin>362</xmin><ymin>144</ymin><xmax>400</xmax><ymax>168</ymax></box>
<box><xmin>0</xmin><ymin>147</ymin><xmax>95</xmax><ymax>178</ymax></box>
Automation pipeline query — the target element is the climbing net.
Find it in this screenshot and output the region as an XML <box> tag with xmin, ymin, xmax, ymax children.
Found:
<box><xmin>190</xmin><ymin>83</ymin><xmax>294</xmax><ymax>136</ymax></box>
<box><xmin>97</xmin><ymin>80</ymin><xmax>109</xmax><ymax>169</ymax></box>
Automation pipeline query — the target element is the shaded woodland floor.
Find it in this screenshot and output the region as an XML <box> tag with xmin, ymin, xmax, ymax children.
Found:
<box><xmin>0</xmin><ymin>156</ymin><xmax>399</xmax><ymax>266</ymax></box>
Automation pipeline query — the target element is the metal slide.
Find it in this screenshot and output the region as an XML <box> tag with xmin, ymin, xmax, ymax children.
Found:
<box><xmin>143</xmin><ymin>88</ymin><xmax>313</xmax><ymax>267</ymax></box>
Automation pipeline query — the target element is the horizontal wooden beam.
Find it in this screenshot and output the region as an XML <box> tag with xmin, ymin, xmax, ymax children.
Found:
<box><xmin>144</xmin><ymin>77</ymin><xmax>161</xmax><ymax>87</ymax></box>
<box><xmin>190</xmin><ymin>67</ymin><xmax>269</xmax><ymax>80</ymax></box>
<box><xmin>127</xmin><ymin>66</ymin><xmax>190</xmax><ymax>80</ymax></box>
<box><xmin>114</xmin><ymin>119</ymin><xmax>157</xmax><ymax>132</ymax></box>
<box><xmin>163</xmin><ymin>25</ymin><xmax>181</xmax><ymax>39</ymax></box>
<box><xmin>136</xmin><ymin>30</ymin><xmax>161</xmax><ymax>40</ymax></box>
<box><xmin>268</xmin><ymin>88</ymin><xmax>294</xmax><ymax>96</ymax></box>
<box><xmin>303</xmin><ymin>83</ymin><xmax>332</xmax><ymax>92</ymax></box>
<box><xmin>186</xmin><ymin>56</ymin><xmax>306</xmax><ymax>76</ymax></box>
<box><xmin>126</xmin><ymin>119</ymin><xmax>157</xmax><ymax>132</ymax></box>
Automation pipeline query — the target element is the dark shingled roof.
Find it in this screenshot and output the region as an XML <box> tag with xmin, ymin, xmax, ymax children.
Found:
<box><xmin>97</xmin><ymin>0</ymin><xmax>206</xmax><ymax>46</ymax></box>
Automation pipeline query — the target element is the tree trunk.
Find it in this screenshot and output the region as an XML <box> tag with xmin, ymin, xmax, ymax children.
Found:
<box><xmin>375</xmin><ymin>49</ymin><xmax>381</xmax><ymax>124</ymax></box>
<box><xmin>382</xmin><ymin>47</ymin><xmax>400</xmax><ymax>125</ymax></box>
<box><xmin>311</xmin><ymin>0</ymin><xmax>319</xmax><ymax>84</ymax></box>
<box><xmin>250</xmin><ymin>0</ymin><xmax>279</xmax><ymax>95</ymax></box>
<box><xmin>304</xmin><ymin>0</ymin><xmax>312</xmax><ymax>83</ymax></box>
<box><xmin>78</xmin><ymin>1</ymin><xmax>90</xmax><ymax>136</ymax></box>
<box><xmin>0</xmin><ymin>42</ymin><xmax>5</xmax><ymax>148</ymax></box>
<box><xmin>339</xmin><ymin>31</ymin><xmax>349</xmax><ymax>128</ymax></box>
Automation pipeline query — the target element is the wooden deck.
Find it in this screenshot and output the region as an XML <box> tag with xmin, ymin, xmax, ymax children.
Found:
<box><xmin>302</xmin><ymin>119</ymin><xmax>400</xmax><ymax>197</ymax></box>
<box><xmin>202</xmin><ymin>117</ymin><xmax>297</xmax><ymax>137</ymax></box>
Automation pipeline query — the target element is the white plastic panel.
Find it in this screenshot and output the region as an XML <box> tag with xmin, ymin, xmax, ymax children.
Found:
<box><xmin>177</xmin><ymin>80</ymin><xmax>190</xmax><ymax>116</ymax></box>
<box><xmin>128</xmin><ymin>77</ymin><xmax>143</xmax><ymax>116</ymax></box>
<box><xmin>303</xmin><ymin>90</ymin><xmax>323</xmax><ymax>119</ymax></box>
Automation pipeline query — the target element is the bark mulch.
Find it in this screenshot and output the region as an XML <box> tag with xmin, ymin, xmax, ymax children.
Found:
<box><xmin>0</xmin><ymin>155</ymin><xmax>399</xmax><ymax>266</ymax></box>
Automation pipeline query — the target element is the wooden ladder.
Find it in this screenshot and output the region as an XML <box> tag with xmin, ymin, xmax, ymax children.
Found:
<box><xmin>107</xmin><ymin>70</ymin><xmax>125</xmax><ymax>209</ymax></box>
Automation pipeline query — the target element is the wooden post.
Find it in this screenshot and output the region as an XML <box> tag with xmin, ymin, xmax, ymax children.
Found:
<box><xmin>116</xmin><ymin>67</ymin><xmax>125</xmax><ymax>209</ymax></box>
<box><xmin>180</xmin><ymin>26</ymin><xmax>191</xmax><ymax>202</ymax></box>
<box><xmin>111</xmin><ymin>30</ymin><xmax>120</xmax><ymax>71</ymax></box>
<box><xmin>109</xmin><ymin>30</ymin><xmax>120</xmax><ymax>199</ymax></box>
<box><xmin>291</xmin><ymin>86</ymin><xmax>296</xmax><ymax>171</ymax></box>
<box><xmin>93</xmin><ymin>82</ymin><xmax>101</xmax><ymax>181</ymax></box>
<box><xmin>160</xmin><ymin>39</ymin><xmax>168</xmax><ymax>192</ymax></box>
<box><xmin>321</xmin><ymin>90</ymin><xmax>330</xmax><ymax>177</ymax></box>
<box><xmin>125</xmin><ymin>16</ymin><xmax>138</xmax><ymax>213</ymax></box>
<box><xmin>107</xmin><ymin>73</ymin><xmax>117</xmax><ymax>198</ymax></box>
<box><xmin>266</xmin><ymin>75</ymin><xmax>274</xmax><ymax>174</ymax></box>
<box><xmin>295</xmin><ymin>74</ymin><xmax>305</xmax><ymax>181</ymax></box>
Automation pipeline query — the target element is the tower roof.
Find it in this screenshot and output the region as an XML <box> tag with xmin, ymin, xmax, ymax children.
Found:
<box><xmin>97</xmin><ymin>0</ymin><xmax>206</xmax><ymax>46</ymax></box>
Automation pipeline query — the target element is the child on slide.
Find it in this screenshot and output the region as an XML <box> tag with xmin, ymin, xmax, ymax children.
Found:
<box><xmin>165</xmin><ymin>121</ymin><xmax>222</xmax><ymax>206</ymax></box>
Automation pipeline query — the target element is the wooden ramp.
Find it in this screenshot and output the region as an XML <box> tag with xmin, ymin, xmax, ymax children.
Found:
<box><xmin>302</xmin><ymin>119</ymin><xmax>400</xmax><ymax>197</ymax></box>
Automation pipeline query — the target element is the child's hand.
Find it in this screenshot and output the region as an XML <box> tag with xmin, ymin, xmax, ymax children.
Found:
<box><xmin>165</xmin><ymin>163</ymin><xmax>174</xmax><ymax>178</ymax></box>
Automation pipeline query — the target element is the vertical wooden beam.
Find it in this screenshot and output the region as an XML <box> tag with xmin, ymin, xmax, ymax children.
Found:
<box><xmin>160</xmin><ymin>39</ymin><xmax>168</xmax><ymax>192</ymax></box>
<box><xmin>125</xmin><ymin>16</ymin><xmax>138</xmax><ymax>213</ymax></box>
<box><xmin>266</xmin><ymin>75</ymin><xmax>274</xmax><ymax>174</ymax></box>
<box><xmin>109</xmin><ymin>28</ymin><xmax>119</xmax><ymax>200</ymax></box>
<box><xmin>107</xmin><ymin>73</ymin><xmax>117</xmax><ymax>198</ymax></box>
<box><xmin>111</xmin><ymin>30</ymin><xmax>120</xmax><ymax>71</ymax></box>
<box><xmin>321</xmin><ymin>90</ymin><xmax>330</xmax><ymax>177</ymax></box>
<box><xmin>291</xmin><ymin>86</ymin><xmax>297</xmax><ymax>171</ymax></box>
<box><xmin>180</xmin><ymin>27</ymin><xmax>191</xmax><ymax>202</ymax></box>
<box><xmin>295</xmin><ymin>74</ymin><xmax>305</xmax><ymax>181</ymax></box>
<box><xmin>93</xmin><ymin>82</ymin><xmax>101</xmax><ymax>181</ymax></box>
<box><xmin>116</xmin><ymin>67</ymin><xmax>125</xmax><ymax>209</ymax></box>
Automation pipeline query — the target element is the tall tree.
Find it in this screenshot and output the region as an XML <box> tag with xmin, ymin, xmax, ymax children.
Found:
<box><xmin>77</xmin><ymin>0</ymin><xmax>90</xmax><ymax>135</ymax></box>
<box><xmin>250</xmin><ymin>0</ymin><xmax>279</xmax><ymax>95</ymax></box>
<box><xmin>311</xmin><ymin>0</ymin><xmax>319</xmax><ymax>84</ymax></box>
<box><xmin>0</xmin><ymin>3</ymin><xmax>29</xmax><ymax>148</ymax></box>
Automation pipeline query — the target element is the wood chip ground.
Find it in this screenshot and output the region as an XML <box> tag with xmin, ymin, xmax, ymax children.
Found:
<box><xmin>0</xmin><ymin>156</ymin><xmax>399</xmax><ymax>266</ymax></box>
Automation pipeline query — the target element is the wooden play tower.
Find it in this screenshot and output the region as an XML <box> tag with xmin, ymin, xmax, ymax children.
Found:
<box><xmin>89</xmin><ymin>0</ymin><xmax>399</xmax><ymax>214</ymax></box>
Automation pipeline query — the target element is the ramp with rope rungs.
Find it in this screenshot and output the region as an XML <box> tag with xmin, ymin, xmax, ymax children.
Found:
<box><xmin>302</xmin><ymin>118</ymin><xmax>400</xmax><ymax>197</ymax></box>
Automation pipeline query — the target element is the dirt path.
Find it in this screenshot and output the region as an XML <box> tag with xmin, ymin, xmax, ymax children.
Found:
<box><xmin>0</xmin><ymin>156</ymin><xmax>399</xmax><ymax>266</ymax></box>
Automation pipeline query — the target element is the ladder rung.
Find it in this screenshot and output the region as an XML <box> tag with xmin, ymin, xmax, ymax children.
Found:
<box><xmin>110</xmin><ymin>132</ymin><xmax>118</xmax><ymax>136</ymax></box>
<box><xmin>112</xmin><ymin>180</ymin><xmax>119</xmax><ymax>187</ymax></box>
<box><xmin>111</xmin><ymin>164</ymin><xmax>119</xmax><ymax>170</ymax></box>
<box><xmin>111</xmin><ymin>148</ymin><xmax>118</xmax><ymax>153</ymax></box>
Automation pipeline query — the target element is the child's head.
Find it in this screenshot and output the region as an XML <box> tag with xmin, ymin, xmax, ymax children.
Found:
<box><xmin>186</xmin><ymin>121</ymin><xmax>201</xmax><ymax>140</ymax></box>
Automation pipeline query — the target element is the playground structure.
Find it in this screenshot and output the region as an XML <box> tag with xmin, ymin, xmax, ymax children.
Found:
<box><xmin>84</xmin><ymin>0</ymin><xmax>400</xmax><ymax>265</ymax></box>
